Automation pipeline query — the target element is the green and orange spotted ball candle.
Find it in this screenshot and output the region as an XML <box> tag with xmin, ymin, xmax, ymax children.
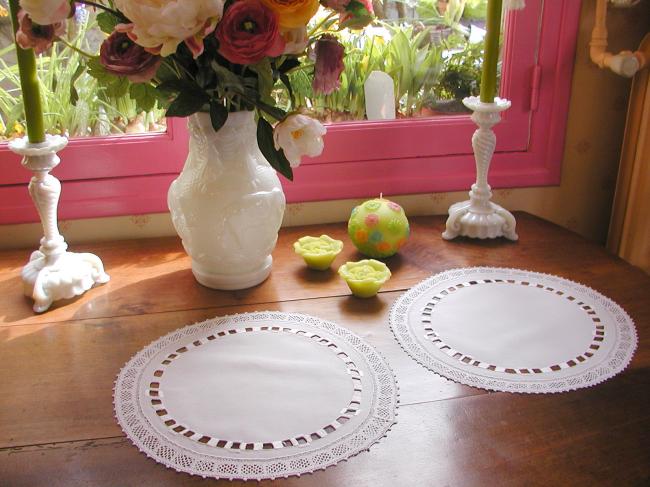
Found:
<box><xmin>348</xmin><ymin>197</ymin><xmax>410</xmax><ymax>258</ymax></box>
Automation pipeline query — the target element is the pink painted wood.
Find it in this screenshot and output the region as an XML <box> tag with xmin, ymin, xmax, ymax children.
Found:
<box><xmin>0</xmin><ymin>118</ymin><xmax>189</xmax><ymax>186</ymax></box>
<box><xmin>0</xmin><ymin>0</ymin><xmax>581</xmax><ymax>224</ymax></box>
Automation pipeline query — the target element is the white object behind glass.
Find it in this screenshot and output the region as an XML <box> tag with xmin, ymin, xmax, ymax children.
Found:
<box><xmin>364</xmin><ymin>71</ymin><xmax>396</xmax><ymax>120</ymax></box>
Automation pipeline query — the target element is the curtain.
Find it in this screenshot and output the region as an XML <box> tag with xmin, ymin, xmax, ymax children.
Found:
<box><xmin>607</xmin><ymin>33</ymin><xmax>650</xmax><ymax>273</ymax></box>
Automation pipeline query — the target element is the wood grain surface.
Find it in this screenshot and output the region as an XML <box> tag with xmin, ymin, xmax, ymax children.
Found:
<box><xmin>1</xmin><ymin>213</ymin><xmax>648</xmax><ymax>486</ymax></box>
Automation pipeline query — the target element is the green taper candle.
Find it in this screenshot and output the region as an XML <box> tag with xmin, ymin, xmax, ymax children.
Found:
<box><xmin>480</xmin><ymin>0</ymin><xmax>503</xmax><ymax>103</ymax></box>
<box><xmin>8</xmin><ymin>0</ymin><xmax>46</xmax><ymax>143</ymax></box>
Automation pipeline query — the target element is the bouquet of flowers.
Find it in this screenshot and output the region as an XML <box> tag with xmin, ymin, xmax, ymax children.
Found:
<box><xmin>12</xmin><ymin>0</ymin><xmax>374</xmax><ymax>179</ymax></box>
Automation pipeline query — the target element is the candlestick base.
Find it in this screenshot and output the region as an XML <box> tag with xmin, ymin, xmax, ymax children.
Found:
<box><xmin>22</xmin><ymin>248</ymin><xmax>110</xmax><ymax>313</ymax></box>
<box><xmin>9</xmin><ymin>135</ymin><xmax>109</xmax><ymax>313</ymax></box>
<box><xmin>442</xmin><ymin>96</ymin><xmax>518</xmax><ymax>242</ymax></box>
<box><xmin>442</xmin><ymin>196</ymin><xmax>518</xmax><ymax>241</ymax></box>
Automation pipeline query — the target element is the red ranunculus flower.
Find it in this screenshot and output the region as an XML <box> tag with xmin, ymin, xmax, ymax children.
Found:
<box><xmin>99</xmin><ymin>31</ymin><xmax>162</xmax><ymax>83</ymax></box>
<box><xmin>215</xmin><ymin>0</ymin><xmax>285</xmax><ymax>65</ymax></box>
<box><xmin>15</xmin><ymin>10</ymin><xmax>65</xmax><ymax>55</ymax></box>
<box><xmin>312</xmin><ymin>34</ymin><xmax>345</xmax><ymax>95</ymax></box>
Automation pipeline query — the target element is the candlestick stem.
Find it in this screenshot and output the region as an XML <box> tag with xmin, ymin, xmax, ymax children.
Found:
<box><xmin>442</xmin><ymin>96</ymin><xmax>518</xmax><ymax>241</ymax></box>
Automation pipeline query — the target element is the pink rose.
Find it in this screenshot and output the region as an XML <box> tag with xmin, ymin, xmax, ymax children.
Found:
<box><xmin>15</xmin><ymin>10</ymin><xmax>65</xmax><ymax>55</ymax></box>
<box><xmin>100</xmin><ymin>31</ymin><xmax>162</xmax><ymax>83</ymax></box>
<box><xmin>339</xmin><ymin>0</ymin><xmax>374</xmax><ymax>30</ymax></box>
<box><xmin>312</xmin><ymin>35</ymin><xmax>345</xmax><ymax>95</ymax></box>
<box><xmin>215</xmin><ymin>0</ymin><xmax>285</xmax><ymax>65</ymax></box>
<box><xmin>19</xmin><ymin>0</ymin><xmax>73</xmax><ymax>26</ymax></box>
<box><xmin>320</xmin><ymin>0</ymin><xmax>350</xmax><ymax>13</ymax></box>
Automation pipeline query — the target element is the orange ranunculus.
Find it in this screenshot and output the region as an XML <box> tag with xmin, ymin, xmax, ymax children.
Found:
<box><xmin>260</xmin><ymin>0</ymin><xmax>319</xmax><ymax>29</ymax></box>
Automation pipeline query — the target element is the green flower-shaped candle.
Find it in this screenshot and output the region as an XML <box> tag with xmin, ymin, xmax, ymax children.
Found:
<box><xmin>294</xmin><ymin>235</ymin><xmax>344</xmax><ymax>270</ymax></box>
<box><xmin>348</xmin><ymin>197</ymin><xmax>410</xmax><ymax>258</ymax></box>
<box><xmin>338</xmin><ymin>259</ymin><xmax>392</xmax><ymax>298</ymax></box>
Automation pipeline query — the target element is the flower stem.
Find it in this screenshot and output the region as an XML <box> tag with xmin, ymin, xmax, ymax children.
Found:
<box><xmin>76</xmin><ymin>1</ymin><xmax>122</xmax><ymax>18</ymax></box>
<box><xmin>59</xmin><ymin>38</ymin><xmax>94</xmax><ymax>58</ymax></box>
<box><xmin>308</xmin><ymin>12</ymin><xmax>337</xmax><ymax>37</ymax></box>
<box><xmin>172</xmin><ymin>59</ymin><xmax>194</xmax><ymax>79</ymax></box>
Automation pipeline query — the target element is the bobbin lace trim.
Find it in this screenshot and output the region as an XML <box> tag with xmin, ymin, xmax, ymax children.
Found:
<box><xmin>390</xmin><ymin>267</ymin><xmax>637</xmax><ymax>394</ymax></box>
<box><xmin>114</xmin><ymin>312</ymin><xmax>398</xmax><ymax>480</ymax></box>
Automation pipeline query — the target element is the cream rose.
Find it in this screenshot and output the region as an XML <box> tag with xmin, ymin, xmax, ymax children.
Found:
<box><xmin>273</xmin><ymin>115</ymin><xmax>326</xmax><ymax>168</ymax></box>
<box><xmin>114</xmin><ymin>0</ymin><xmax>224</xmax><ymax>57</ymax></box>
<box><xmin>19</xmin><ymin>0</ymin><xmax>72</xmax><ymax>26</ymax></box>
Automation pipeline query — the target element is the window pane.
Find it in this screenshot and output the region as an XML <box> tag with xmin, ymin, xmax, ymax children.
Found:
<box><xmin>274</xmin><ymin>0</ymin><xmax>502</xmax><ymax>122</ymax></box>
<box><xmin>0</xmin><ymin>4</ymin><xmax>165</xmax><ymax>141</ymax></box>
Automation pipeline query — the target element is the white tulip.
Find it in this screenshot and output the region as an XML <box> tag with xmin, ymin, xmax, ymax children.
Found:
<box><xmin>282</xmin><ymin>27</ymin><xmax>309</xmax><ymax>55</ymax></box>
<box><xmin>114</xmin><ymin>0</ymin><xmax>224</xmax><ymax>57</ymax></box>
<box><xmin>273</xmin><ymin>115</ymin><xmax>326</xmax><ymax>168</ymax></box>
<box><xmin>19</xmin><ymin>0</ymin><xmax>72</xmax><ymax>25</ymax></box>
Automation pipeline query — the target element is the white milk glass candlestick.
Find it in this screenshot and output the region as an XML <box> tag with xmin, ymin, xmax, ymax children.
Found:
<box><xmin>442</xmin><ymin>97</ymin><xmax>518</xmax><ymax>241</ymax></box>
<box><xmin>9</xmin><ymin>135</ymin><xmax>110</xmax><ymax>313</ymax></box>
<box><xmin>443</xmin><ymin>0</ymin><xmax>523</xmax><ymax>241</ymax></box>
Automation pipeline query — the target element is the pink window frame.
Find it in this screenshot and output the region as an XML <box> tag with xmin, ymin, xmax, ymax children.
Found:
<box><xmin>0</xmin><ymin>0</ymin><xmax>581</xmax><ymax>225</ymax></box>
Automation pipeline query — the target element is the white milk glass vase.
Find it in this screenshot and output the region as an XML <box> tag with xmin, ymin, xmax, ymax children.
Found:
<box><xmin>168</xmin><ymin>111</ymin><xmax>286</xmax><ymax>290</ymax></box>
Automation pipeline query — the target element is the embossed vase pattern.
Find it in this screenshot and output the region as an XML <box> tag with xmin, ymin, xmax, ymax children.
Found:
<box><xmin>168</xmin><ymin>111</ymin><xmax>286</xmax><ymax>290</ymax></box>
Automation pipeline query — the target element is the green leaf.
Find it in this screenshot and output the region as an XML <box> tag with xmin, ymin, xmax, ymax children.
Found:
<box><xmin>196</xmin><ymin>66</ymin><xmax>216</xmax><ymax>89</ymax></box>
<box><xmin>86</xmin><ymin>57</ymin><xmax>116</xmax><ymax>84</ymax></box>
<box><xmin>257</xmin><ymin>118</ymin><xmax>293</xmax><ymax>181</ymax></box>
<box><xmin>279</xmin><ymin>73</ymin><xmax>294</xmax><ymax>109</ymax></box>
<box><xmin>96</xmin><ymin>11</ymin><xmax>121</xmax><ymax>35</ymax></box>
<box><xmin>69</xmin><ymin>64</ymin><xmax>86</xmax><ymax>106</ymax></box>
<box><xmin>166</xmin><ymin>91</ymin><xmax>209</xmax><ymax>117</ymax></box>
<box><xmin>129</xmin><ymin>83</ymin><xmax>158</xmax><ymax>112</ymax></box>
<box><xmin>154</xmin><ymin>62</ymin><xmax>179</xmax><ymax>85</ymax></box>
<box><xmin>251</xmin><ymin>59</ymin><xmax>274</xmax><ymax>104</ymax></box>
<box><xmin>211</xmin><ymin>62</ymin><xmax>245</xmax><ymax>93</ymax></box>
<box><xmin>256</xmin><ymin>100</ymin><xmax>286</xmax><ymax>122</ymax></box>
<box><xmin>278</xmin><ymin>57</ymin><xmax>301</xmax><ymax>74</ymax></box>
<box><xmin>86</xmin><ymin>57</ymin><xmax>129</xmax><ymax>102</ymax></box>
<box><xmin>209</xmin><ymin>100</ymin><xmax>228</xmax><ymax>131</ymax></box>
<box><xmin>156</xmin><ymin>79</ymin><xmax>194</xmax><ymax>94</ymax></box>
<box><xmin>346</xmin><ymin>0</ymin><xmax>368</xmax><ymax>16</ymax></box>
<box><xmin>105</xmin><ymin>76</ymin><xmax>129</xmax><ymax>99</ymax></box>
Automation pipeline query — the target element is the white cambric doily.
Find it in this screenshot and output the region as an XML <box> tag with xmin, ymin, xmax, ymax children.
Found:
<box><xmin>114</xmin><ymin>312</ymin><xmax>398</xmax><ymax>481</ymax></box>
<box><xmin>390</xmin><ymin>267</ymin><xmax>637</xmax><ymax>394</ymax></box>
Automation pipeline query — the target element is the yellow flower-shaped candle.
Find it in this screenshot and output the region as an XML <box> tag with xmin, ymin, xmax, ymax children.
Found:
<box><xmin>338</xmin><ymin>259</ymin><xmax>392</xmax><ymax>298</ymax></box>
<box><xmin>293</xmin><ymin>235</ymin><xmax>343</xmax><ymax>270</ymax></box>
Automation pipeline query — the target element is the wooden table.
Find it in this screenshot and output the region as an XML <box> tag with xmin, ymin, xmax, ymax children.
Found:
<box><xmin>1</xmin><ymin>213</ymin><xmax>648</xmax><ymax>486</ymax></box>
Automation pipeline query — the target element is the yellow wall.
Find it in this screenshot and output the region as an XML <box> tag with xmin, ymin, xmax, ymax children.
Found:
<box><xmin>1</xmin><ymin>1</ymin><xmax>648</xmax><ymax>249</ymax></box>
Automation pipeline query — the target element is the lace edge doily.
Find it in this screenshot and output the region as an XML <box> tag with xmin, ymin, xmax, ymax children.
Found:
<box><xmin>114</xmin><ymin>311</ymin><xmax>400</xmax><ymax>481</ymax></box>
<box><xmin>389</xmin><ymin>267</ymin><xmax>638</xmax><ymax>394</ymax></box>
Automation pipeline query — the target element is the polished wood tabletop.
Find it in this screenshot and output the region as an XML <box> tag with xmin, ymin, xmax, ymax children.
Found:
<box><xmin>1</xmin><ymin>213</ymin><xmax>648</xmax><ymax>487</ymax></box>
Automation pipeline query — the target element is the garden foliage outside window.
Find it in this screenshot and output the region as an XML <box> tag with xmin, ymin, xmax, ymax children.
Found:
<box><xmin>0</xmin><ymin>0</ymin><xmax>581</xmax><ymax>225</ymax></box>
<box><xmin>0</xmin><ymin>0</ymin><xmax>495</xmax><ymax>140</ymax></box>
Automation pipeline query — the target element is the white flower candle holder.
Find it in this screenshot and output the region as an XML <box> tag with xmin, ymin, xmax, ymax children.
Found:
<box><xmin>9</xmin><ymin>135</ymin><xmax>110</xmax><ymax>313</ymax></box>
<box><xmin>442</xmin><ymin>96</ymin><xmax>518</xmax><ymax>241</ymax></box>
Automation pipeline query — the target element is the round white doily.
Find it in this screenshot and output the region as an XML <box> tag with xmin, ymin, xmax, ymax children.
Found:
<box><xmin>390</xmin><ymin>267</ymin><xmax>637</xmax><ymax>394</ymax></box>
<box><xmin>114</xmin><ymin>312</ymin><xmax>398</xmax><ymax>480</ymax></box>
